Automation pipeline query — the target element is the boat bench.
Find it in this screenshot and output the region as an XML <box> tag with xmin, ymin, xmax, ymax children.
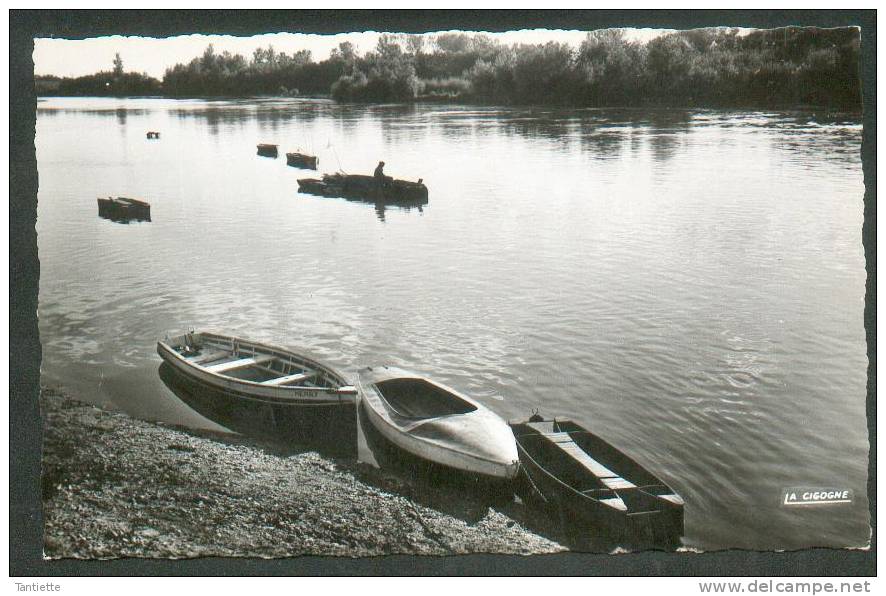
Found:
<box><xmin>260</xmin><ymin>371</ymin><xmax>319</xmax><ymax>386</ymax></box>
<box><xmin>203</xmin><ymin>355</ymin><xmax>275</xmax><ymax>373</ymax></box>
<box><xmin>543</xmin><ymin>432</ymin><xmax>637</xmax><ymax>491</ymax></box>
<box><xmin>187</xmin><ymin>350</ymin><xmax>230</xmax><ymax>365</ymax></box>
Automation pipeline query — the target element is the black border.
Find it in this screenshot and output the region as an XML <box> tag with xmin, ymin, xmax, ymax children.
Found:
<box><xmin>10</xmin><ymin>9</ymin><xmax>876</xmax><ymax>576</ymax></box>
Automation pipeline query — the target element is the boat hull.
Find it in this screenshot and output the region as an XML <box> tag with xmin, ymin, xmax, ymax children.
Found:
<box><xmin>360</xmin><ymin>397</ymin><xmax>519</xmax><ymax>482</ymax></box>
<box><xmin>157</xmin><ymin>334</ymin><xmax>356</xmax><ymax>406</ymax></box>
<box><xmin>286</xmin><ymin>153</ymin><xmax>318</xmax><ymax>170</ymax></box>
<box><xmin>159</xmin><ymin>362</ymin><xmax>357</xmax><ymax>457</ymax></box>
<box><xmin>511</xmin><ymin>418</ymin><xmax>684</xmax><ymax>551</ymax></box>
<box><xmin>356</xmin><ymin>367</ymin><xmax>519</xmax><ymax>483</ymax></box>
<box><xmin>515</xmin><ymin>441</ymin><xmax>683</xmax><ymax>550</ymax></box>
<box><xmin>298</xmin><ymin>174</ymin><xmax>428</xmax><ymax>204</ymax></box>
<box><xmin>256</xmin><ymin>144</ymin><xmax>278</xmax><ymax>157</ymax></box>
<box><xmin>358</xmin><ymin>404</ymin><xmax>514</xmax><ymax>499</ymax></box>
<box><xmin>157</xmin><ymin>332</ymin><xmax>358</xmax><ymax>455</ymax></box>
<box><xmin>97</xmin><ymin>197</ymin><xmax>151</xmax><ymax>222</ymax></box>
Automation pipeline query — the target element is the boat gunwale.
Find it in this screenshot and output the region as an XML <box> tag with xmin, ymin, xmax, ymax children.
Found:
<box><xmin>97</xmin><ymin>196</ymin><xmax>151</xmax><ymax>209</ymax></box>
<box><xmin>158</xmin><ymin>331</ymin><xmax>355</xmax><ymax>396</ymax></box>
<box><xmin>358</xmin><ymin>366</ymin><xmax>483</xmax><ymax>408</ymax></box>
<box><xmin>364</xmin><ymin>377</ymin><xmax>479</xmax><ymax>423</ymax></box>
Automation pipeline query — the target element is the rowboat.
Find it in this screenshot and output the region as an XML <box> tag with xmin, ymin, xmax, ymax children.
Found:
<box><xmin>510</xmin><ymin>415</ymin><xmax>684</xmax><ymax>549</ymax></box>
<box><xmin>286</xmin><ymin>152</ymin><xmax>318</xmax><ymax>170</ymax></box>
<box><xmin>356</xmin><ymin>366</ymin><xmax>519</xmax><ymax>481</ymax></box>
<box><xmin>256</xmin><ymin>143</ymin><xmax>278</xmax><ymax>157</ymax></box>
<box><xmin>298</xmin><ymin>174</ymin><xmax>428</xmax><ymax>204</ymax></box>
<box><xmin>97</xmin><ymin>196</ymin><xmax>151</xmax><ymax>222</ymax></box>
<box><xmin>157</xmin><ymin>331</ymin><xmax>358</xmax><ymax>452</ymax></box>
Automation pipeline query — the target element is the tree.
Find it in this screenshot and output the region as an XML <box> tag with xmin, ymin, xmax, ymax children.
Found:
<box><xmin>406</xmin><ymin>35</ymin><xmax>425</xmax><ymax>56</ymax></box>
<box><xmin>331</xmin><ymin>41</ymin><xmax>357</xmax><ymax>64</ymax></box>
<box><xmin>434</xmin><ymin>33</ymin><xmax>471</xmax><ymax>54</ymax></box>
<box><xmin>374</xmin><ymin>34</ymin><xmax>403</xmax><ymax>61</ymax></box>
<box><xmin>113</xmin><ymin>53</ymin><xmax>124</xmax><ymax>76</ymax></box>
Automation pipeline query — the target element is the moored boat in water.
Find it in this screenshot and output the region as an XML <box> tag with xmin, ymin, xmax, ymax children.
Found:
<box><xmin>157</xmin><ymin>331</ymin><xmax>358</xmax><ymax>452</ymax></box>
<box><xmin>298</xmin><ymin>173</ymin><xmax>428</xmax><ymax>204</ymax></box>
<box><xmin>286</xmin><ymin>152</ymin><xmax>318</xmax><ymax>170</ymax></box>
<box><xmin>509</xmin><ymin>415</ymin><xmax>684</xmax><ymax>549</ymax></box>
<box><xmin>356</xmin><ymin>366</ymin><xmax>519</xmax><ymax>482</ymax></box>
<box><xmin>97</xmin><ymin>196</ymin><xmax>151</xmax><ymax>222</ymax></box>
<box><xmin>256</xmin><ymin>143</ymin><xmax>278</xmax><ymax>157</ymax></box>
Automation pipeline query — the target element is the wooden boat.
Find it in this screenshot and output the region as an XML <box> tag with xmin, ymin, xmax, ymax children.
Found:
<box><xmin>356</xmin><ymin>366</ymin><xmax>519</xmax><ymax>481</ymax></box>
<box><xmin>158</xmin><ymin>332</ymin><xmax>358</xmax><ymax>447</ymax></box>
<box><xmin>97</xmin><ymin>196</ymin><xmax>151</xmax><ymax>222</ymax></box>
<box><xmin>158</xmin><ymin>331</ymin><xmax>357</xmax><ymax>404</ymax></box>
<box><xmin>510</xmin><ymin>415</ymin><xmax>684</xmax><ymax>548</ymax></box>
<box><xmin>286</xmin><ymin>152</ymin><xmax>318</xmax><ymax>170</ymax></box>
<box><xmin>256</xmin><ymin>143</ymin><xmax>278</xmax><ymax>157</ymax></box>
<box><xmin>298</xmin><ymin>173</ymin><xmax>428</xmax><ymax>204</ymax></box>
<box><xmin>158</xmin><ymin>361</ymin><xmax>356</xmax><ymax>457</ymax></box>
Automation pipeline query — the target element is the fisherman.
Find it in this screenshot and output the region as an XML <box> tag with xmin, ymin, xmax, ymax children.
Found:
<box><xmin>374</xmin><ymin>161</ymin><xmax>388</xmax><ymax>185</ymax></box>
<box><xmin>373</xmin><ymin>161</ymin><xmax>394</xmax><ymax>199</ymax></box>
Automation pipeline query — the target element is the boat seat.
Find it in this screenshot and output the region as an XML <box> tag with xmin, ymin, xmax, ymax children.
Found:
<box><xmin>542</xmin><ymin>432</ymin><xmax>637</xmax><ymax>491</ymax></box>
<box><xmin>598</xmin><ymin>496</ymin><xmax>628</xmax><ymax>511</ymax></box>
<box><xmin>657</xmin><ymin>494</ymin><xmax>685</xmax><ymax>506</ymax></box>
<box><xmin>260</xmin><ymin>371</ymin><xmax>318</xmax><ymax>386</ymax></box>
<box><xmin>187</xmin><ymin>350</ymin><xmax>229</xmax><ymax>365</ymax></box>
<box><xmin>204</xmin><ymin>355</ymin><xmax>274</xmax><ymax>373</ymax></box>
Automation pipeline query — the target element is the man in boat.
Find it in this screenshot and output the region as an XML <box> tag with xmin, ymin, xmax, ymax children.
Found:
<box><xmin>374</xmin><ymin>161</ymin><xmax>392</xmax><ymax>191</ymax></box>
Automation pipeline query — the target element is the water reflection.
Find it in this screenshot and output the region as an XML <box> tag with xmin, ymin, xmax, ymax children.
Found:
<box><xmin>169</xmin><ymin>99</ymin><xmax>325</xmax><ymax>135</ymax></box>
<box><xmin>97</xmin><ymin>212</ymin><xmax>151</xmax><ymax>225</ymax></box>
<box><xmin>501</xmin><ymin>111</ymin><xmax>577</xmax><ymax>145</ymax></box>
<box><xmin>37</xmin><ymin>107</ymin><xmax>151</xmax><ymax>119</ymax></box>
<box><xmin>645</xmin><ymin>110</ymin><xmax>693</xmax><ymax>163</ymax></box>
<box><xmin>297</xmin><ymin>190</ymin><xmax>427</xmax><ymax>222</ymax></box>
<box><xmin>579</xmin><ymin>125</ymin><xmax>631</xmax><ymax>160</ymax></box>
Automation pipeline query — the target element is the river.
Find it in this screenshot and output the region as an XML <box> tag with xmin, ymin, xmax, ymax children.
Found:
<box><xmin>35</xmin><ymin>96</ymin><xmax>869</xmax><ymax>551</ymax></box>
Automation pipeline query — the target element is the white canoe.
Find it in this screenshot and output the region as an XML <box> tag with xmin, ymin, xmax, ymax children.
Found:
<box><xmin>356</xmin><ymin>366</ymin><xmax>520</xmax><ymax>480</ymax></box>
<box><xmin>157</xmin><ymin>331</ymin><xmax>357</xmax><ymax>406</ymax></box>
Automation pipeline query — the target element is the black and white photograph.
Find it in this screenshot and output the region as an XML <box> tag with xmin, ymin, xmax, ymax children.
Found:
<box><xmin>10</xmin><ymin>9</ymin><xmax>875</xmax><ymax>573</ymax></box>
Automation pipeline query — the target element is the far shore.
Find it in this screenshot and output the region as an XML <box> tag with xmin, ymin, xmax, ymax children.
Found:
<box><xmin>34</xmin><ymin>94</ymin><xmax>864</xmax><ymax>116</ymax></box>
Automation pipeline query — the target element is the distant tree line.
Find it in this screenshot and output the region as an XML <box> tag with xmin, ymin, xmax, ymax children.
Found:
<box><xmin>37</xmin><ymin>53</ymin><xmax>161</xmax><ymax>96</ymax></box>
<box><xmin>36</xmin><ymin>27</ymin><xmax>862</xmax><ymax>109</ymax></box>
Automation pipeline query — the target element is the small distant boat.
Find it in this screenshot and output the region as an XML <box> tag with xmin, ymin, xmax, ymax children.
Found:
<box><xmin>356</xmin><ymin>366</ymin><xmax>519</xmax><ymax>481</ymax></box>
<box><xmin>97</xmin><ymin>196</ymin><xmax>151</xmax><ymax>222</ymax></box>
<box><xmin>286</xmin><ymin>152</ymin><xmax>318</xmax><ymax>170</ymax></box>
<box><xmin>146</xmin><ymin>131</ymin><xmax>160</xmax><ymax>139</ymax></box>
<box><xmin>257</xmin><ymin>143</ymin><xmax>278</xmax><ymax>157</ymax></box>
<box><xmin>509</xmin><ymin>415</ymin><xmax>684</xmax><ymax>548</ymax></box>
<box><xmin>298</xmin><ymin>173</ymin><xmax>428</xmax><ymax>204</ymax></box>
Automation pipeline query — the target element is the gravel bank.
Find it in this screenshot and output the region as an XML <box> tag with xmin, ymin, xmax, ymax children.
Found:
<box><xmin>40</xmin><ymin>387</ymin><xmax>566</xmax><ymax>559</ymax></box>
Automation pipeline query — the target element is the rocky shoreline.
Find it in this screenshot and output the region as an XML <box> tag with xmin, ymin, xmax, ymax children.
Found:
<box><xmin>40</xmin><ymin>387</ymin><xmax>566</xmax><ymax>559</ymax></box>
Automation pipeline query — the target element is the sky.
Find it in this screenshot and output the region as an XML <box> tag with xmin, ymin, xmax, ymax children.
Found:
<box><xmin>33</xmin><ymin>28</ymin><xmax>675</xmax><ymax>79</ymax></box>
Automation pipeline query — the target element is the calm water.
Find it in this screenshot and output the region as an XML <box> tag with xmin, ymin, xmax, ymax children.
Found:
<box><xmin>36</xmin><ymin>97</ymin><xmax>869</xmax><ymax>551</ymax></box>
